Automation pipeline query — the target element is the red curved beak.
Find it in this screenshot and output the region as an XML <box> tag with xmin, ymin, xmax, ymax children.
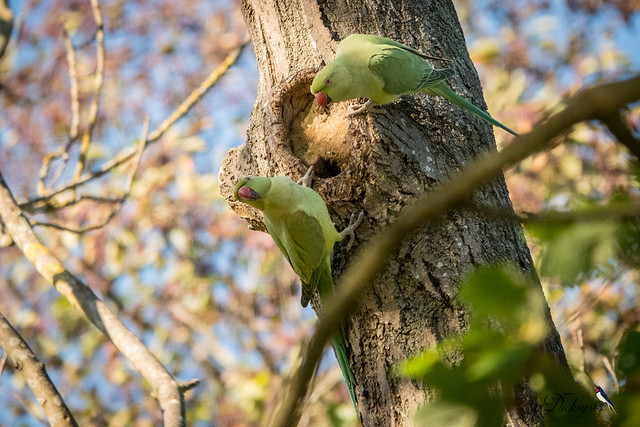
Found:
<box><xmin>315</xmin><ymin>92</ymin><xmax>329</xmax><ymax>108</ymax></box>
<box><xmin>237</xmin><ymin>186</ymin><xmax>260</xmax><ymax>201</ymax></box>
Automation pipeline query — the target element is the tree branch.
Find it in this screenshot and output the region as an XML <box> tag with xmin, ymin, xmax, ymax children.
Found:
<box><xmin>601</xmin><ymin>110</ymin><xmax>640</xmax><ymax>161</ymax></box>
<box><xmin>0</xmin><ymin>310</ymin><xmax>78</xmax><ymax>426</ymax></box>
<box><xmin>20</xmin><ymin>40</ymin><xmax>250</xmax><ymax>212</ymax></box>
<box><xmin>467</xmin><ymin>200</ymin><xmax>640</xmax><ymax>225</ymax></box>
<box><xmin>31</xmin><ymin>116</ymin><xmax>150</xmax><ymax>233</ymax></box>
<box><xmin>0</xmin><ymin>170</ymin><xmax>195</xmax><ymax>427</ymax></box>
<box><xmin>269</xmin><ymin>74</ymin><xmax>640</xmax><ymax>426</ymax></box>
<box><xmin>36</xmin><ymin>26</ymin><xmax>82</xmax><ymax>196</ymax></box>
<box><xmin>72</xmin><ymin>0</ymin><xmax>105</xmax><ymax>182</ymax></box>
<box><xmin>0</xmin><ymin>0</ymin><xmax>12</xmax><ymax>61</ymax></box>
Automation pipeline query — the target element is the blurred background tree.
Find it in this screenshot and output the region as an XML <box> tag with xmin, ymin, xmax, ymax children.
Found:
<box><xmin>0</xmin><ymin>0</ymin><xmax>638</xmax><ymax>426</ymax></box>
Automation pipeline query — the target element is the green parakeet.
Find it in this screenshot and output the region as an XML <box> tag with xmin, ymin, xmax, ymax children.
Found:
<box><xmin>310</xmin><ymin>33</ymin><xmax>519</xmax><ymax>136</ymax></box>
<box><xmin>233</xmin><ymin>168</ymin><xmax>362</xmax><ymax>415</ymax></box>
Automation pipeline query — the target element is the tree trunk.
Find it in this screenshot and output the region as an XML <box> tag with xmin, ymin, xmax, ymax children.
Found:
<box><xmin>219</xmin><ymin>0</ymin><xmax>570</xmax><ymax>425</ymax></box>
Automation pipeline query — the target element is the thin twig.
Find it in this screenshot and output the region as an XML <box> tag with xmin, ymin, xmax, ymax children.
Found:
<box><xmin>602</xmin><ymin>356</ymin><xmax>619</xmax><ymax>391</ymax></box>
<box><xmin>31</xmin><ymin>116</ymin><xmax>150</xmax><ymax>234</ymax></box>
<box><xmin>37</xmin><ymin>22</ymin><xmax>86</xmax><ymax>196</ymax></box>
<box><xmin>72</xmin><ymin>0</ymin><xmax>105</xmax><ymax>182</ymax></box>
<box><xmin>64</xmin><ymin>27</ymin><xmax>81</xmax><ymax>143</ymax></box>
<box><xmin>0</xmin><ymin>351</ymin><xmax>7</xmax><ymax>383</ymax></box>
<box><xmin>268</xmin><ymin>75</ymin><xmax>640</xmax><ymax>426</ymax></box>
<box><xmin>576</xmin><ymin>329</ymin><xmax>596</xmax><ymax>386</ymax></box>
<box><xmin>26</xmin><ymin>194</ymin><xmax>123</xmax><ymax>214</ymax></box>
<box><xmin>561</xmin><ymin>271</ymin><xmax>621</xmax><ymax>327</ymax></box>
<box><xmin>19</xmin><ymin>40</ymin><xmax>250</xmax><ymax>212</ymax></box>
<box><xmin>147</xmin><ymin>39</ymin><xmax>250</xmax><ymax>142</ymax></box>
<box><xmin>0</xmin><ymin>311</ymin><xmax>78</xmax><ymax>426</ymax></box>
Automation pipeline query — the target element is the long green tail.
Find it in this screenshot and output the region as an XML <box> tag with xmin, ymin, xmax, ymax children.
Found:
<box><xmin>425</xmin><ymin>83</ymin><xmax>519</xmax><ymax>137</ymax></box>
<box><xmin>314</xmin><ymin>259</ymin><xmax>359</xmax><ymax>419</ymax></box>
<box><xmin>331</xmin><ymin>330</ymin><xmax>358</xmax><ymax>416</ymax></box>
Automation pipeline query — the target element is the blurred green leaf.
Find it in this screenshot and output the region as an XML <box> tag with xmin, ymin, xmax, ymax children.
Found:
<box><xmin>616</xmin><ymin>329</ymin><xmax>640</xmax><ymax>389</ymax></box>
<box><xmin>414</xmin><ymin>401</ymin><xmax>478</xmax><ymax>427</ymax></box>
<box><xmin>467</xmin><ymin>344</ymin><xmax>531</xmax><ymax>382</ymax></box>
<box><xmin>459</xmin><ymin>265</ymin><xmax>529</xmax><ymax>323</ymax></box>
<box><xmin>400</xmin><ymin>349</ymin><xmax>442</xmax><ymax>379</ymax></box>
<box><xmin>529</xmin><ymin>221</ymin><xmax>618</xmax><ymax>283</ymax></box>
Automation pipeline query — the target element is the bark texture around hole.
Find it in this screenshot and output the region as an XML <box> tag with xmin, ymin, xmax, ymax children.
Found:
<box><xmin>219</xmin><ymin>0</ymin><xmax>569</xmax><ymax>425</ymax></box>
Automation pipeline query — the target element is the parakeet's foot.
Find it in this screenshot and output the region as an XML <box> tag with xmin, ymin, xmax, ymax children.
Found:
<box><xmin>347</xmin><ymin>99</ymin><xmax>386</xmax><ymax>117</ymax></box>
<box><xmin>339</xmin><ymin>211</ymin><xmax>364</xmax><ymax>249</ymax></box>
<box><xmin>296</xmin><ymin>166</ymin><xmax>314</xmax><ymax>187</ymax></box>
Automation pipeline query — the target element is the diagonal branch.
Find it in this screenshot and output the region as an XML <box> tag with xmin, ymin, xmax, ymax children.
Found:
<box><xmin>0</xmin><ymin>170</ymin><xmax>197</xmax><ymax>427</ymax></box>
<box><xmin>0</xmin><ymin>311</ymin><xmax>78</xmax><ymax>427</ymax></box>
<box><xmin>269</xmin><ymin>74</ymin><xmax>640</xmax><ymax>426</ymax></box>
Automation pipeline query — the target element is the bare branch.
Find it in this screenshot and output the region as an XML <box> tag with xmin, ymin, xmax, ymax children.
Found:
<box><xmin>72</xmin><ymin>0</ymin><xmax>106</xmax><ymax>182</ymax></box>
<box><xmin>179</xmin><ymin>379</ymin><xmax>201</xmax><ymax>392</ymax></box>
<box><xmin>0</xmin><ymin>218</ymin><xmax>12</xmax><ymax>247</ymax></box>
<box><xmin>31</xmin><ymin>116</ymin><xmax>150</xmax><ymax>234</ymax></box>
<box><xmin>0</xmin><ymin>351</ymin><xmax>7</xmax><ymax>382</ymax></box>
<box><xmin>26</xmin><ymin>194</ymin><xmax>123</xmax><ymax>214</ymax></box>
<box><xmin>0</xmin><ymin>311</ymin><xmax>78</xmax><ymax>426</ymax></box>
<box><xmin>0</xmin><ymin>170</ymin><xmax>192</xmax><ymax>426</ymax></box>
<box><xmin>602</xmin><ymin>356</ymin><xmax>619</xmax><ymax>392</ymax></box>
<box><xmin>0</xmin><ymin>0</ymin><xmax>12</xmax><ymax>61</ymax></box>
<box><xmin>269</xmin><ymin>75</ymin><xmax>640</xmax><ymax>426</ymax></box>
<box><xmin>575</xmin><ymin>329</ymin><xmax>596</xmax><ymax>386</ymax></box>
<box><xmin>64</xmin><ymin>28</ymin><xmax>81</xmax><ymax>143</ymax></box>
<box><xmin>147</xmin><ymin>39</ymin><xmax>250</xmax><ymax>143</ymax></box>
<box><xmin>467</xmin><ymin>200</ymin><xmax>640</xmax><ymax>225</ymax></box>
<box><xmin>37</xmin><ymin>21</ymin><xmax>87</xmax><ymax>196</ymax></box>
<box><xmin>19</xmin><ymin>40</ymin><xmax>250</xmax><ymax>212</ymax></box>
<box><xmin>561</xmin><ymin>271</ymin><xmax>620</xmax><ymax>327</ymax></box>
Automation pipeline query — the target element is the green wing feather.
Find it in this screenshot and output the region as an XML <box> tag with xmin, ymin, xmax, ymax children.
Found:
<box><xmin>265</xmin><ymin>210</ymin><xmax>326</xmax><ymax>307</ymax></box>
<box><xmin>368</xmin><ymin>45</ymin><xmax>454</xmax><ymax>95</ymax></box>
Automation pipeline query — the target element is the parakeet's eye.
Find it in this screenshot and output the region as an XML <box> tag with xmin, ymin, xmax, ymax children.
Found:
<box><xmin>325</xmin><ymin>78</ymin><xmax>332</xmax><ymax>86</ymax></box>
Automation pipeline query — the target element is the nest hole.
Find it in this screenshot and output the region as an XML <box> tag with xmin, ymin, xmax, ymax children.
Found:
<box><xmin>274</xmin><ymin>68</ymin><xmax>354</xmax><ymax>177</ymax></box>
<box><xmin>313</xmin><ymin>157</ymin><xmax>342</xmax><ymax>178</ymax></box>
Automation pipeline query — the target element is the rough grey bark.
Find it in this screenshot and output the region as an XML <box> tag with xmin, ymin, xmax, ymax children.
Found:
<box><xmin>219</xmin><ymin>0</ymin><xmax>569</xmax><ymax>425</ymax></box>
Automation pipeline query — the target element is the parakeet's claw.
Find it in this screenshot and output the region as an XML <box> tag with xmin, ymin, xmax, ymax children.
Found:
<box><xmin>296</xmin><ymin>166</ymin><xmax>314</xmax><ymax>187</ymax></box>
<box><xmin>339</xmin><ymin>211</ymin><xmax>364</xmax><ymax>249</ymax></box>
<box><xmin>347</xmin><ymin>99</ymin><xmax>386</xmax><ymax>117</ymax></box>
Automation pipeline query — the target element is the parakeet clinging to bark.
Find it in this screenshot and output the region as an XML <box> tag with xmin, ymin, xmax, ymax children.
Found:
<box><xmin>234</xmin><ymin>167</ymin><xmax>363</xmax><ymax>416</ymax></box>
<box><xmin>310</xmin><ymin>33</ymin><xmax>519</xmax><ymax>136</ymax></box>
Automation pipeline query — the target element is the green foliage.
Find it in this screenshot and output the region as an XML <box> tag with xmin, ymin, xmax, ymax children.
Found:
<box><xmin>527</xmin><ymin>195</ymin><xmax>640</xmax><ymax>284</ymax></box>
<box><xmin>400</xmin><ymin>264</ymin><xmax>598</xmax><ymax>426</ymax></box>
<box><xmin>529</xmin><ymin>220</ymin><xmax>618</xmax><ymax>283</ymax></box>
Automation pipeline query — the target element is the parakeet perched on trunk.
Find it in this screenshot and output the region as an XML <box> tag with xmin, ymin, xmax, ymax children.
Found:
<box><xmin>234</xmin><ymin>168</ymin><xmax>363</xmax><ymax>416</ymax></box>
<box><xmin>311</xmin><ymin>33</ymin><xmax>519</xmax><ymax>136</ymax></box>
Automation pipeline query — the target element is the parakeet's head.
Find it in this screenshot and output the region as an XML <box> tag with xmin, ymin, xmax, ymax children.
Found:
<box><xmin>310</xmin><ymin>62</ymin><xmax>351</xmax><ymax>107</ymax></box>
<box><xmin>233</xmin><ymin>176</ymin><xmax>272</xmax><ymax>210</ymax></box>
